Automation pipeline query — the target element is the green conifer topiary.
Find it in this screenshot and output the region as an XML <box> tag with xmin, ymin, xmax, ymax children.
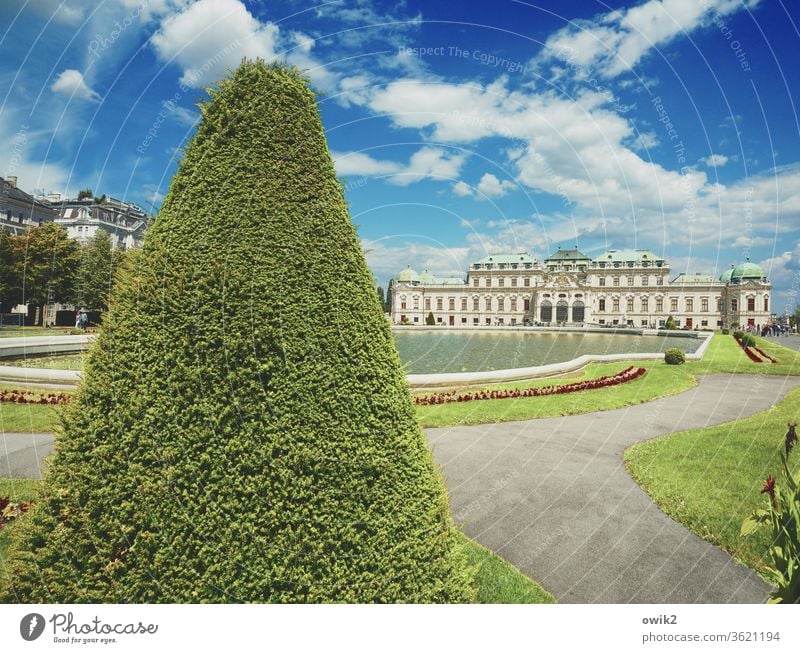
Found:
<box><xmin>2</xmin><ymin>61</ymin><xmax>473</xmax><ymax>603</ymax></box>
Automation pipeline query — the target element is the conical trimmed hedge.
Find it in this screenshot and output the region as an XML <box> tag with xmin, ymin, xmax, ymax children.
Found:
<box><xmin>2</xmin><ymin>61</ymin><xmax>473</xmax><ymax>603</ymax></box>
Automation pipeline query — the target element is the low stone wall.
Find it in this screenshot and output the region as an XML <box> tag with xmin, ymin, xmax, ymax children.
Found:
<box><xmin>0</xmin><ymin>335</ymin><xmax>89</xmax><ymax>385</ymax></box>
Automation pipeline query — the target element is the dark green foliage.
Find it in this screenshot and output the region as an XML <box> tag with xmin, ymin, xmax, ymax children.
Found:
<box><xmin>721</xmin><ymin>328</ymin><xmax>730</xmax><ymax>335</ymax></box>
<box><xmin>74</xmin><ymin>231</ymin><xmax>125</xmax><ymax>311</ymax></box>
<box><xmin>426</xmin><ymin>312</ymin><xmax>436</xmax><ymax>326</ymax></box>
<box><xmin>376</xmin><ymin>285</ymin><xmax>385</xmax><ymax>311</ymax></box>
<box><xmin>2</xmin><ymin>61</ymin><xmax>472</xmax><ymax>604</ymax></box>
<box><xmin>384</xmin><ymin>282</ymin><xmax>393</xmax><ymax>313</ymax></box>
<box><xmin>664</xmin><ymin>348</ymin><xmax>685</xmax><ymax>365</ymax></box>
<box><xmin>741</xmin><ymin>333</ymin><xmax>756</xmax><ymax>348</ymax></box>
<box><xmin>664</xmin><ymin>315</ymin><xmax>677</xmax><ymax>330</ymax></box>
<box><xmin>77</xmin><ymin>188</ymin><xmax>93</xmax><ymax>200</ymax></box>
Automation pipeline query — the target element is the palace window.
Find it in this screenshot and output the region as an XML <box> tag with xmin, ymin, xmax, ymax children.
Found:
<box><xmin>510</xmin><ymin>298</ymin><xmax>517</xmax><ymax>312</ymax></box>
<box><xmin>498</xmin><ymin>298</ymin><xmax>505</xmax><ymax>311</ymax></box>
<box><xmin>461</xmin><ymin>298</ymin><xmax>467</xmax><ymax>311</ymax></box>
<box><xmin>613</xmin><ymin>298</ymin><xmax>620</xmax><ymax>312</ymax></box>
<box><xmin>486</xmin><ymin>278</ymin><xmax>493</xmax><ymax>287</ymax></box>
<box><xmin>449</xmin><ymin>298</ymin><xmax>455</xmax><ymax>311</ymax></box>
<box><xmin>473</xmin><ymin>277</ymin><xmax>479</xmax><ymax>287</ymax></box>
<box><xmin>717</xmin><ymin>298</ymin><xmax>723</xmax><ymax>312</ymax></box>
<box><xmin>701</xmin><ymin>298</ymin><xmax>708</xmax><ymax>312</ymax></box>
<box><xmin>642</xmin><ymin>276</ymin><xmax>649</xmax><ymax>286</ymax></box>
<box><xmin>747</xmin><ymin>297</ymin><xmax>755</xmax><ymax>312</ymax></box>
<box><xmin>657</xmin><ymin>277</ymin><xmax>664</xmax><ymax>286</ymax></box>
<box><xmin>671</xmin><ymin>298</ymin><xmax>678</xmax><ymax>312</ymax></box>
<box><xmin>627</xmin><ymin>276</ymin><xmax>634</xmax><ymax>286</ymax></box>
<box><xmin>436</xmin><ymin>298</ymin><xmax>443</xmax><ymax>310</ymax></box>
<box><xmin>685</xmin><ymin>298</ymin><xmax>693</xmax><ymax>312</ymax></box>
<box><xmin>599</xmin><ymin>299</ymin><xmax>606</xmax><ymax>311</ymax></box>
<box><xmin>764</xmin><ymin>296</ymin><xmax>769</xmax><ymax>312</ymax></box>
<box><xmin>732</xmin><ymin>299</ymin><xmax>738</xmax><ymax>312</ymax></box>
<box><xmin>425</xmin><ymin>298</ymin><xmax>431</xmax><ymax>311</ymax></box>
<box><xmin>523</xmin><ymin>278</ymin><xmax>530</xmax><ymax>287</ymax></box>
<box><xmin>485</xmin><ymin>296</ymin><xmax>492</xmax><ymax>311</ymax></box>
<box><xmin>499</xmin><ymin>277</ymin><xmax>505</xmax><ymax>287</ymax></box>
<box><xmin>524</xmin><ymin>299</ymin><xmax>530</xmax><ymax>311</ymax></box>
<box><xmin>641</xmin><ymin>297</ymin><xmax>648</xmax><ymax>311</ymax></box>
<box><xmin>656</xmin><ymin>298</ymin><xmax>663</xmax><ymax>312</ymax></box>
<box><xmin>511</xmin><ymin>277</ymin><xmax>517</xmax><ymax>287</ymax></box>
<box><xmin>401</xmin><ymin>299</ymin><xmax>407</xmax><ymax>309</ymax></box>
<box><xmin>413</xmin><ymin>297</ymin><xmax>419</xmax><ymax>310</ymax></box>
<box><xmin>613</xmin><ymin>277</ymin><xmax>620</xmax><ymax>287</ymax></box>
<box><xmin>627</xmin><ymin>298</ymin><xmax>634</xmax><ymax>312</ymax></box>
<box><xmin>599</xmin><ymin>277</ymin><xmax>606</xmax><ymax>287</ymax></box>
<box><xmin>473</xmin><ymin>298</ymin><xmax>479</xmax><ymax>311</ymax></box>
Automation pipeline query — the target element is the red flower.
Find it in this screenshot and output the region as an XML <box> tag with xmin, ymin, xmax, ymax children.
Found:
<box><xmin>761</xmin><ymin>475</ymin><xmax>777</xmax><ymax>509</ymax></box>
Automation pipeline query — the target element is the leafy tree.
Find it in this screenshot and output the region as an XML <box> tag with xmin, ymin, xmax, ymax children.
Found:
<box><xmin>13</xmin><ymin>222</ymin><xmax>80</xmax><ymax>325</ymax></box>
<box><xmin>376</xmin><ymin>284</ymin><xmax>385</xmax><ymax>311</ymax></box>
<box><xmin>2</xmin><ymin>61</ymin><xmax>473</xmax><ymax>603</ymax></box>
<box><xmin>664</xmin><ymin>315</ymin><xmax>677</xmax><ymax>330</ymax></box>
<box><xmin>384</xmin><ymin>280</ymin><xmax>393</xmax><ymax>313</ymax></box>
<box><xmin>77</xmin><ymin>188</ymin><xmax>94</xmax><ymax>200</ymax></box>
<box><xmin>74</xmin><ymin>231</ymin><xmax>124</xmax><ymax>311</ymax></box>
<box><xmin>0</xmin><ymin>229</ymin><xmax>22</xmax><ymax>310</ymax></box>
<box><xmin>426</xmin><ymin>311</ymin><xmax>436</xmax><ymax>325</ymax></box>
<box><xmin>93</xmin><ymin>194</ymin><xmax>107</xmax><ymax>204</ymax></box>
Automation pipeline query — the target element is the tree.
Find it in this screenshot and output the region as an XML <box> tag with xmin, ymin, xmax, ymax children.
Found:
<box><xmin>2</xmin><ymin>61</ymin><xmax>473</xmax><ymax>603</ymax></box>
<box><xmin>74</xmin><ymin>231</ymin><xmax>124</xmax><ymax>311</ymax></box>
<box><xmin>426</xmin><ymin>311</ymin><xmax>436</xmax><ymax>325</ymax></box>
<box><xmin>77</xmin><ymin>188</ymin><xmax>94</xmax><ymax>200</ymax></box>
<box><xmin>0</xmin><ymin>230</ymin><xmax>22</xmax><ymax>311</ymax></box>
<box><xmin>376</xmin><ymin>285</ymin><xmax>385</xmax><ymax>312</ymax></box>
<box><xmin>13</xmin><ymin>222</ymin><xmax>80</xmax><ymax>325</ymax></box>
<box><xmin>384</xmin><ymin>280</ymin><xmax>393</xmax><ymax>313</ymax></box>
<box><xmin>664</xmin><ymin>315</ymin><xmax>676</xmax><ymax>330</ymax></box>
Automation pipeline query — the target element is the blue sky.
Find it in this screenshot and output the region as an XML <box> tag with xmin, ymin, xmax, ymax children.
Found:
<box><xmin>1</xmin><ymin>0</ymin><xmax>799</xmax><ymax>312</ymax></box>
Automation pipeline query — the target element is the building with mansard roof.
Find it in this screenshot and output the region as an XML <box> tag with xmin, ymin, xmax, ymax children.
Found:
<box><xmin>391</xmin><ymin>247</ymin><xmax>771</xmax><ymax>330</ymax></box>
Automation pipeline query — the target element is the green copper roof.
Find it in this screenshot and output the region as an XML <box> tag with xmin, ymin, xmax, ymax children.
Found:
<box><xmin>719</xmin><ymin>267</ymin><xmax>734</xmax><ymax>282</ymax></box>
<box><xmin>671</xmin><ymin>273</ymin><xmax>719</xmax><ymax>285</ymax></box>
<box><xmin>474</xmin><ymin>253</ymin><xmax>535</xmax><ymax>265</ymax></box>
<box><xmin>396</xmin><ymin>266</ymin><xmax>419</xmax><ymax>282</ymax></box>
<box><xmin>432</xmin><ymin>277</ymin><xmax>467</xmax><ymax>285</ymax></box>
<box><xmin>545</xmin><ymin>247</ymin><xmax>590</xmax><ymax>261</ymax></box>
<box><xmin>419</xmin><ymin>270</ymin><xmax>436</xmax><ymax>284</ymax></box>
<box><xmin>731</xmin><ymin>260</ymin><xmax>765</xmax><ymax>280</ymax></box>
<box><xmin>594</xmin><ymin>249</ymin><xmax>663</xmax><ymax>263</ymax></box>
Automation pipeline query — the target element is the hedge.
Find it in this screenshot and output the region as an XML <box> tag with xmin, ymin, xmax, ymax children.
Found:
<box><xmin>1</xmin><ymin>61</ymin><xmax>473</xmax><ymax>603</ymax></box>
<box><xmin>664</xmin><ymin>348</ymin><xmax>686</xmax><ymax>365</ymax></box>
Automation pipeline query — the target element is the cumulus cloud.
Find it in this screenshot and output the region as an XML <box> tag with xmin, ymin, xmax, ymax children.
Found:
<box><xmin>541</xmin><ymin>0</ymin><xmax>761</xmax><ymax>78</ymax></box>
<box><xmin>700</xmin><ymin>154</ymin><xmax>729</xmax><ymax>167</ymax></box>
<box><xmin>476</xmin><ymin>173</ymin><xmax>516</xmax><ymax>199</ymax></box>
<box><xmin>452</xmin><ymin>180</ymin><xmax>473</xmax><ymax>197</ymax></box>
<box><xmin>51</xmin><ymin>70</ymin><xmax>101</xmax><ymax>101</ymax></box>
<box><xmin>333</xmin><ymin>147</ymin><xmax>466</xmax><ymax>186</ymax></box>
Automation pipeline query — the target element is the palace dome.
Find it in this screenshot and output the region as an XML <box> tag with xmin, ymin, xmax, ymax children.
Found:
<box><xmin>730</xmin><ymin>260</ymin><xmax>765</xmax><ymax>282</ymax></box>
<box><xmin>719</xmin><ymin>267</ymin><xmax>734</xmax><ymax>283</ymax></box>
<box><xmin>419</xmin><ymin>270</ymin><xmax>436</xmax><ymax>284</ymax></box>
<box><xmin>396</xmin><ymin>266</ymin><xmax>420</xmax><ymax>283</ymax></box>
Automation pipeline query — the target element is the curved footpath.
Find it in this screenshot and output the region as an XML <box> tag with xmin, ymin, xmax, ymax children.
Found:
<box><xmin>427</xmin><ymin>373</ymin><xmax>800</xmax><ymax>603</ymax></box>
<box><xmin>2</xmin><ymin>373</ymin><xmax>798</xmax><ymax>603</ymax></box>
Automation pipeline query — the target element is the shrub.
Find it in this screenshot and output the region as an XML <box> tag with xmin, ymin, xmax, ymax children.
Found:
<box><xmin>740</xmin><ymin>333</ymin><xmax>756</xmax><ymax>348</ymax></box>
<box><xmin>741</xmin><ymin>423</ymin><xmax>800</xmax><ymax>604</ymax></box>
<box><xmin>425</xmin><ymin>311</ymin><xmax>435</xmax><ymax>326</ymax></box>
<box><xmin>664</xmin><ymin>348</ymin><xmax>686</xmax><ymax>365</ymax></box>
<box><xmin>720</xmin><ymin>328</ymin><xmax>730</xmax><ymax>335</ymax></box>
<box><xmin>1</xmin><ymin>61</ymin><xmax>473</xmax><ymax>604</ymax></box>
<box><xmin>664</xmin><ymin>316</ymin><xmax>677</xmax><ymax>330</ymax></box>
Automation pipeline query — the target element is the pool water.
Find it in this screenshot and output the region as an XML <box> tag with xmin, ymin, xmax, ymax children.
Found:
<box><xmin>393</xmin><ymin>330</ymin><xmax>701</xmax><ymax>374</ymax></box>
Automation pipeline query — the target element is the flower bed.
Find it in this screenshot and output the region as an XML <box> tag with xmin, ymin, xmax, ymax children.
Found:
<box><xmin>0</xmin><ymin>389</ymin><xmax>70</xmax><ymax>405</ymax></box>
<box><xmin>414</xmin><ymin>366</ymin><xmax>647</xmax><ymax>406</ymax></box>
<box><xmin>0</xmin><ymin>497</ymin><xmax>33</xmax><ymax>530</ymax></box>
<box><xmin>732</xmin><ymin>335</ymin><xmax>777</xmax><ymax>364</ymax></box>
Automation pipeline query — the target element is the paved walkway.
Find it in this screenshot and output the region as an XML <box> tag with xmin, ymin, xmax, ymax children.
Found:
<box><xmin>427</xmin><ymin>374</ymin><xmax>800</xmax><ymax>603</ymax></box>
<box><xmin>763</xmin><ymin>334</ymin><xmax>800</xmax><ymax>352</ymax></box>
<box><xmin>0</xmin><ymin>433</ymin><xmax>55</xmax><ymax>479</ymax></box>
<box><xmin>3</xmin><ymin>373</ymin><xmax>798</xmax><ymax>603</ymax></box>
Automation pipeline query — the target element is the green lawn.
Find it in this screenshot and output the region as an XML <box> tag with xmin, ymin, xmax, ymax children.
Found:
<box><xmin>0</xmin><ymin>384</ymin><xmax>69</xmax><ymax>433</ymax></box>
<box><xmin>0</xmin><ymin>353</ymin><xmax>85</xmax><ymax>370</ymax></box>
<box><xmin>0</xmin><ymin>327</ymin><xmax>62</xmax><ymax>338</ymax></box>
<box><xmin>416</xmin><ymin>334</ymin><xmax>800</xmax><ymax>428</ymax></box>
<box><xmin>625</xmin><ymin>386</ymin><xmax>800</xmax><ymax>578</ymax></box>
<box><xmin>0</xmin><ymin>477</ymin><xmax>553</xmax><ymax>604</ymax></box>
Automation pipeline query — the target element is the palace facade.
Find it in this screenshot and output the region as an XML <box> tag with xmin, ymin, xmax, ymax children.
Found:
<box><xmin>391</xmin><ymin>247</ymin><xmax>771</xmax><ymax>330</ymax></box>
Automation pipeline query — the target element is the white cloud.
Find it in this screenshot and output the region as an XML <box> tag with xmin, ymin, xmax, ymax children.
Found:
<box><xmin>542</xmin><ymin>0</ymin><xmax>761</xmax><ymax>78</ymax></box>
<box><xmin>51</xmin><ymin>70</ymin><xmax>100</xmax><ymax>102</ymax></box>
<box><xmin>331</xmin><ymin>151</ymin><xmax>402</xmax><ymax>176</ymax></box>
<box><xmin>150</xmin><ymin>0</ymin><xmax>279</xmax><ymax>87</ymax></box>
<box><xmin>476</xmin><ymin>173</ymin><xmax>515</xmax><ymax>199</ymax></box>
<box><xmin>700</xmin><ymin>154</ymin><xmax>729</xmax><ymax>167</ymax></box>
<box><xmin>332</xmin><ymin>147</ymin><xmax>466</xmax><ymax>186</ymax></box>
<box><xmin>362</xmin><ymin>238</ymin><xmax>470</xmax><ymax>283</ymax></box>
<box><xmin>452</xmin><ymin>180</ymin><xmax>473</xmax><ymax>197</ymax></box>
<box><xmin>9</xmin><ymin>0</ymin><xmax>83</xmax><ymax>24</ymax></box>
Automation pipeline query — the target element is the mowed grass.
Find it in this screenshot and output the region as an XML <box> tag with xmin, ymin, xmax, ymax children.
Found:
<box><xmin>415</xmin><ymin>334</ymin><xmax>800</xmax><ymax>428</ymax></box>
<box><xmin>0</xmin><ymin>478</ymin><xmax>41</xmax><ymax>590</ymax></box>
<box><xmin>0</xmin><ymin>383</ymin><xmax>69</xmax><ymax>433</ymax></box>
<box><xmin>625</xmin><ymin>386</ymin><xmax>800</xmax><ymax>577</ymax></box>
<box><xmin>0</xmin><ymin>477</ymin><xmax>554</xmax><ymax>604</ymax></box>
<box><xmin>0</xmin><ymin>353</ymin><xmax>85</xmax><ymax>370</ymax></box>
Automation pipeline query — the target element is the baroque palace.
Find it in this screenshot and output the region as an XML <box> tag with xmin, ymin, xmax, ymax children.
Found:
<box><xmin>391</xmin><ymin>247</ymin><xmax>771</xmax><ymax>330</ymax></box>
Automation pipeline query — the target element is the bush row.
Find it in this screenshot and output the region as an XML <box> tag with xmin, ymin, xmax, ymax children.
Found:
<box><xmin>415</xmin><ymin>366</ymin><xmax>647</xmax><ymax>406</ymax></box>
<box><xmin>0</xmin><ymin>389</ymin><xmax>70</xmax><ymax>404</ymax></box>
